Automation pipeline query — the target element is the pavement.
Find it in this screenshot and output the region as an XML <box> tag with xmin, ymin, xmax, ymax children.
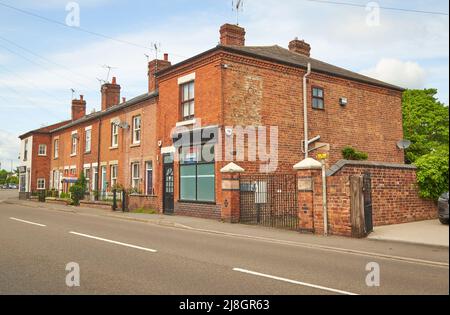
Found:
<box><xmin>368</xmin><ymin>220</ymin><xmax>449</xmax><ymax>248</ymax></box>
<box><xmin>0</xmin><ymin>190</ymin><xmax>449</xmax><ymax>295</ymax></box>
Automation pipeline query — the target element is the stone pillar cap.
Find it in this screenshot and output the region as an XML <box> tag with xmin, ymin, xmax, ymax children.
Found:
<box><xmin>293</xmin><ymin>158</ymin><xmax>322</xmax><ymax>170</ymax></box>
<box><xmin>220</xmin><ymin>162</ymin><xmax>245</xmax><ymax>173</ymax></box>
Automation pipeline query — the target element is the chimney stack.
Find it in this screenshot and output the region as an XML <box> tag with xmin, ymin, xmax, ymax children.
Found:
<box><xmin>101</xmin><ymin>76</ymin><xmax>121</xmax><ymax>111</ymax></box>
<box><xmin>148</xmin><ymin>55</ymin><xmax>171</xmax><ymax>92</ymax></box>
<box><xmin>220</xmin><ymin>23</ymin><xmax>246</xmax><ymax>46</ymax></box>
<box><xmin>71</xmin><ymin>95</ymin><xmax>86</xmax><ymax>121</ymax></box>
<box><xmin>288</xmin><ymin>38</ymin><xmax>311</xmax><ymax>57</ymax></box>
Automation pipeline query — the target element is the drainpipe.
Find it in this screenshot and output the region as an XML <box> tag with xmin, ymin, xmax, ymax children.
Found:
<box><xmin>303</xmin><ymin>63</ymin><xmax>312</xmax><ymax>159</ymax></box>
<box><xmin>321</xmin><ymin>160</ymin><xmax>328</xmax><ymax>236</ymax></box>
<box><xmin>96</xmin><ymin>117</ymin><xmax>102</xmax><ymax>201</ymax></box>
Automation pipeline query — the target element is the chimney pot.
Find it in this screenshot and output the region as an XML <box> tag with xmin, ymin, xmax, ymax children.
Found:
<box><xmin>220</xmin><ymin>23</ymin><xmax>246</xmax><ymax>46</ymax></box>
<box><xmin>101</xmin><ymin>77</ymin><xmax>121</xmax><ymax>111</ymax></box>
<box><xmin>289</xmin><ymin>38</ymin><xmax>311</xmax><ymax>57</ymax></box>
<box><xmin>148</xmin><ymin>57</ymin><xmax>171</xmax><ymax>92</ymax></box>
<box><xmin>71</xmin><ymin>96</ymin><xmax>86</xmax><ymax>121</ymax></box>
<box><xmin>122</xmin><ymin>97</ymin><xmax>126</xmax><ymax>103</ymax></box>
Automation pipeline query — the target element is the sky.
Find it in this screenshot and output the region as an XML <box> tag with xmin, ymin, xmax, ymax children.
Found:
<box><xmin>0</xmin><ymin>0</ymin><xmax>448</xmax><ymax>170</ymax></box>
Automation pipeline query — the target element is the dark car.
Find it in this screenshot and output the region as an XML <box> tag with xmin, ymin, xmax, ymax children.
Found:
<box><xmin>438</xmin><ymin>192</ymin><xmax>449</xmax><ymax>224</ymax></box>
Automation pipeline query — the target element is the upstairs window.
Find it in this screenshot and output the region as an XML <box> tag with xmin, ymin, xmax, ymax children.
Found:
<box><xmin>85</xmin><ymin>129</ymin><xmax>92</xmax><ymax>153</ymax></box>
<box><xmin>181</xmin><ymin>81</ymin><xmax>195</xmax><ymax>121</ymax></box>
<box><xmin>54</xmin><ymin>139</ymin><xmax>59</xmax><ymax>159</ymax></box>
<box><xmin>38</xmin><ymin>144</ymin><xmax>47</xmax><ymax>156</ymax></box>
<box><xmin>312</xmin><ymin>87</ymin><xmax>325</xmax><ymax>110</ymax></box>
<box><xmin>111</xmin><ymin>123</ymin><xmax>119</xmax><ymax>147</ymax></box>
<box><xmin>132</xmin><ymin>116</ymin><xmax>141</xmax><ymax>144</ymax></box>
<box><xmin>23</xmin><ymin>139</ymin><xmax>28</xmax><ymax>161</ymax></box>
<box><xmin>71</xmin><ymin>133</ymin><xmax>78</xmax><ymax>155</ymax></box>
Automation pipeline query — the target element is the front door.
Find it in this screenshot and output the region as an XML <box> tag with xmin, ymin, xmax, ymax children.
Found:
<box><xmin>163</xmin><ymin>154</ymin><xmax>174</xmax><ymax>214</ymax></box>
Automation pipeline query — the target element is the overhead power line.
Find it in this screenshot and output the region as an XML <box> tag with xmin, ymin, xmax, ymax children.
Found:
<box><xmin>0</xmin><ymin>35</ymin><xmax>97</xmax><ymax>84</ymax></box>
<box><xmin>0</xmin><ymin>1</ymin><xmax>187</xmax><ymax>58</ymax></box>
<box><xmin>303</xmin><ymin>0</ymin><xmax>449</xmax><ymax>16</ymax></box>
<box><xmin>0</xmin><ymin>42</ymin><xmax>92</xmax><ymax>91</ymax></box>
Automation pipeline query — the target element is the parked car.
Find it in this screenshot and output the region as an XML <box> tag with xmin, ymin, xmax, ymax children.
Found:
<box><xmin>438</xmin><ymin>192</ymin><xmax>449</xmax><ymax>225</ymax></box>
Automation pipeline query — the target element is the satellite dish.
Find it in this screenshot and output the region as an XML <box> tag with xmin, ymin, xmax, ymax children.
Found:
<box><xmin>397</xmin><ymin>140</ymin><xmax>412</xmax><ymax>150</ymax></box>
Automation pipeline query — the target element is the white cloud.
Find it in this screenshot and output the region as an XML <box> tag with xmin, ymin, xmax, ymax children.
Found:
<box><xmin>360</xmin><ymin>58</ymin><xmax>427</xmax><ymax>89</ymax></box>
<box><xmin>0</xmin><ymin>130</ymin><xmax>20</xmax><ymax>168</ymax></box>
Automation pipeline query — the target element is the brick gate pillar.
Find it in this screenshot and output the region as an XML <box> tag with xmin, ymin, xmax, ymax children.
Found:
<box><xmin>294</xmin><ymin>158</ymin><xmax>322</xmax><ymax>233</ymax></box>
<box><xmin>220</xmin><ymin>163</ymin><xmax>245</xmax><ymax>223</ymax></box>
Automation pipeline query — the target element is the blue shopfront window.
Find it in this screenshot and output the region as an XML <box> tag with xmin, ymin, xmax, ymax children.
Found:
<box><xmin>180</xmin><ymin>144</ymin><xmax>215</xmax><ymax>203</ymax></box>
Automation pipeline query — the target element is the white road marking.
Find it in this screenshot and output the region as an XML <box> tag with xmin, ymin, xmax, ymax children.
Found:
<box><xmin>10</xmin><ymin>217</ymin><xmax>47</xmax><ymax>227</ymax></box>
<box><xmin>233</xmin><ymin>268</ymin><xmax>358</xmax><ymax>296</ymax></box>
<box><xmin>69</xmin><ymin>231</ymin><xmax>157</xmax><ymax>253</ymax></box>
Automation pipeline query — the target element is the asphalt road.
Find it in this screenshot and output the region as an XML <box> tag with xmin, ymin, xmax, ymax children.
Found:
<box><xmin>0</xmin><ymin>190</ymin><xmax>448</xmax><ymax>295</ymax></box>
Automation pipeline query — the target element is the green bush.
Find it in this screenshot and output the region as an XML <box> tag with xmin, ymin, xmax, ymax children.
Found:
<box><xmin>414</xmin><ymin>147</ymin><xmax>449</xmax><ymax>200</ymax></box>
<box><xmin>342</xmin><ymin>146</ymin><xmax>369</xmax><ymax>161</ymax></box>
<box><xmin>69</xmin><ymin>184</ymin><xmax>85</xmax><ymax>206</ymax></box>
<box><xmin>69</xmin><ymin>173</ymin><xmax>88</xmax><ymax>206</ymax></box>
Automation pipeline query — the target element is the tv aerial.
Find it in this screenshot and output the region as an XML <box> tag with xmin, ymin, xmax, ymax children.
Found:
<box><xmin>101</xmin><ymin>64</ymin><xmax>117</xmax><ymax>83</ymax></box>
<box><xmin>397</xmin><ymin>139</ymin><xmax>412</xmax><ymax>150</ymax></box>
<box><xmin>232</xmin><ymin>0</ymin><xmax>244</xmax><ymax>25</ymax></box>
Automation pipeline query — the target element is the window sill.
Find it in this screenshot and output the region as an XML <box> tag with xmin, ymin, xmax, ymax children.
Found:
<box><xmin>178</xmin><ymin>200</ymin><xmax>216</xmax><ymax>205</ymax></box>
<box><xmin>130</xmin><ymin>143</ymin><xmax>141</xmax><ymax>148</ymax></box>
<box><xmin>176</xmin><ymin>118</ymin><xmax>197</xmax><ymax>127</ymax></box>
<box><xmin>85</xmin><ymin>151</ymin><xmax>91</xmax><ymax>155</ymax></box>
<box><xmin>38</xmin><ymin>154</ymin><xmax>47</xmax><ymax>157</ymax></box>
<box><xmin>109</xmin><ymin>146</ymin><xmax>119</xmax><ymax>150</ymax></box>
<box><xmin>70</xmin><ymin>154</ymin><xmax>77</xmax><ymax>157</ymax></box>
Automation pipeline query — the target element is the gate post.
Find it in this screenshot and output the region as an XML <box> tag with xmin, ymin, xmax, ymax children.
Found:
<box><xmin>294</xmin><ymin>158</ymin><xmax>322</xmax><ymax>233</ymax></box>
<box><xmin>220</xmin><ymin>163</ymin><xmax>245</xmax><ymax>223</ymax></box>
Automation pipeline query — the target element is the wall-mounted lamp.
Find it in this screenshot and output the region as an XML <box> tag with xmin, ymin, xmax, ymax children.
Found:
<box><xmin>339</xmin><ymin>97</ymin><xmax>348</xmax><ymax>106</ymax></box>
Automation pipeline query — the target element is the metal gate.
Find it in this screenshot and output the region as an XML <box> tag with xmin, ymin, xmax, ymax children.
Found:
<box><xmin>363</xmin><ymin>173</ymin><xmax>373</xmax><ymax>234</ymax></box>
<box><xmin>240</xmin><ymin>174</ymin><xmax>299</xmax><ymax>230</ymax></box>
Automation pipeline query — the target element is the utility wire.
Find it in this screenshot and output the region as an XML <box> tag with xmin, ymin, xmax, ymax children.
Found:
<box><xmin>0</xmin><ymin>63</ymin><xmax>69</xmax><ymax>105</ymax></box>
<box><xmin>303</xmin><ymin>0</ymin><xmax>449</xmax><ymax>16</ymax></box>
<box><xmin>0</xmin><ymin>35</ymin><xmax>97</xmax><ymax>84</ymax></box>
<box><xmin>0</xmin><ymin>1</ymin><xmax>188</xmax><ymax>58</ymax></box>
<box><xmin>0</xmin><ymin>43</ymin><xmax>92</xmax><ymax>92</ymax></box>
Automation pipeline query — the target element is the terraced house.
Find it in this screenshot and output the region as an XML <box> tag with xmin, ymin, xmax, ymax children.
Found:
<box><xmin>18</xmin><ymin>23</ymin><xmax>436</xmax><ymax>236</ymax></box>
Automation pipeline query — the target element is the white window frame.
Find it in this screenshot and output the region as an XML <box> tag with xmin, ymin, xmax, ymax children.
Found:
<box><xmin>132</xmin><ymin>116</ymin><xmax>141</xmax><ymax>144</ymax></box>
<box><xmin>37</xmin><ymin>178</ymin><xmax>45</xmax><ymax>190</ymax></box>
<box><xmin>23</xmin><ymin>139</ymin><xmax>29</xmax><ymax>161</ymax></box>
<box><xmin>110</xmin><ymin>165</ymin><xmax>118</xmax><ymax>188</ymax></box>
<box><xmin>54</xmin><ymin>139</ymin><xmax>59</xmax><ymax>159</ymax></box>
<box><xmin>71</xmin><ymin>133</ymin><xmax>78</xmax><ymax>156</ymax></box>
<box><xmin>111</xmin><ymin>123</ymin><xmax>119</xmax><ymax>148</ymax></box>
<box><xmin>85</xmin><ymin>128</ymin><xmax>92</xmax><ymax>153</ymax></box>
<box><xmin>131</xmin><ymin>162</ymin><xmax>140</xmax><ymax>189</ymax></box>
<box><xmin>38</xmin><ymin>144</ymin><xmax>47</xmax><ymax>156</ymax></box>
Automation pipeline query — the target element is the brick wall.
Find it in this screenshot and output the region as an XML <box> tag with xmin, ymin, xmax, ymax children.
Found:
<box><xmin>328</xmin><ymin>161</ymin><xmax>437</xmax><ymax>227</ymax></box>
<box><xmin>174</xmin><ymin>202</ymin><xmax>222</xmax><ymax>220</ymax></box>
<box><xmin>128</xmin><ymin>194</ymin><xmax>159</xmax><ymax>211</ymax></box>
<box><xmin>31</xmin><ymin>133</ymin><xmax>52</xmax><ymax>192</ymax></box>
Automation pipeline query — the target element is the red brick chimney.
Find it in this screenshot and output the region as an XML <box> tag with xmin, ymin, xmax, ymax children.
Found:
<box><xmin>148</xmin><ymin>53</ymin><xmax>171</xmax><ymax>92</ymax></box>
<box><xmin>220</xmin><ymin>24</ymin><xmax>246</xmax><ymax>46</ymax></box>
<box><xmin>71</xmin><ymin>95</ymin><xmax>86</xmax><ymax>121</ymax></box>
<box><xmin>101</xmin><ymin>77</ymin><xmax>121</xmax><ymax>111</ymax></box>
<box><xmin>289</xmin><ymin>38</ymin><xmax>311</xmax><ymax>57</ymax></box>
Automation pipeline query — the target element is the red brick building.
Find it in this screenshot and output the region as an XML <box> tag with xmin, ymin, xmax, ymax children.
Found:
<box><xmin>18</xmin><ymin>23</ymin><xmax>435</xmax><ymax>234</ymax></box>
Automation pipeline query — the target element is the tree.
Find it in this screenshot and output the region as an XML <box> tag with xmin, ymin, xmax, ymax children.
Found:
<box><xmin>403</xmin><ymin>89</ymin><xmax>449</xmax><ymax>163</ymax></box>
<box><xmin>403</xmin><ymin>89</ymin><xmax>449</xmax><ymax>199</ymax></box>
